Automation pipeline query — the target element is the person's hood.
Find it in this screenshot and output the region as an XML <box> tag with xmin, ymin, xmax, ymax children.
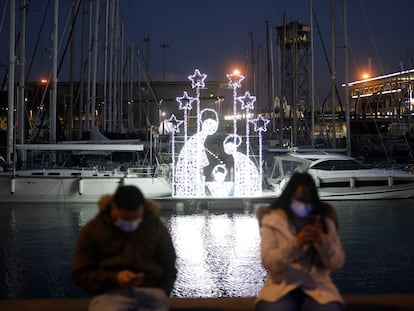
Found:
<box><xmin>97</xmin><ymin>194</ymin><xmax>160</xmax><ymax>216</ymax></box>
<box><xmin>256</xmin><ymin>204</ymin><xmax>271</xmax><ymax>226</ymax></box>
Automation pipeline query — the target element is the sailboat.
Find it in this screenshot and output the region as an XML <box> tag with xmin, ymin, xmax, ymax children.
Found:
<box><xmin>0</xmin><ymin>0</ymin><xmax>171</xmax><ymax>203</ymax></box>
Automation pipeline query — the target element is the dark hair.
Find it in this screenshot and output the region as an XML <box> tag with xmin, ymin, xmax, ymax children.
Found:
<box><xmin>270</xmin><ymin>172</ymin><xmax>332</xmax><ymax>233</ymax></box>
<box><xmin>113</xmin><ymin>185</ymin><xmax>145</xmax><ymax>211</ymax></box>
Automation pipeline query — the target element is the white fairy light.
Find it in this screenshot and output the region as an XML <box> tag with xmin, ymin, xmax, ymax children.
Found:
<box><xmin>223</xmin><ymin>135</ymin><xmax>261</xmax><ymax>197</ymax></box>
<box><xmin>174</xmin><ymin>108</ymin><xmax>219</xmax><ymax>197</ymax></box>
<box><xmin>188</xmin><ymin>69</ymin><xmax>207</xmax><ymax>174</ymax></box>
<box><xmin>237</xmin><ymin>91</ymin><xmax>256</xmax><ymax>158</ymax></box>
<box><xmin>251</xmin><ymin>114</ymin><xmax>270</xmax><ymax>133</ymax></box>
<box><xmin>176</xmin><ymin>92</ymin><xmax>195</xmax><ymax>195</ymax></box>
<box><xmin>226</xmin><ymin>71</ymin><xmax>245</xmax><ymax>89</ymax></box>
<box><xmin>167</xmin><ymin>114</ymin><xmax>184</xmax><ymax>195</ymax></box>
<box><xmin>188</xmin><ymin>69</ymin><xmax>207</xmax><ymax>89</ymax></box>
<box><xmin>176</xmin><ymin>91</ymin><xmax>195</xmax><ymax>111</ymax></box>
<box><xmin>172</xmin><ymin>69</ymin><xmax>267</xmax><ymax>198</ymax></box>
<box><xmin>251</xmin><ymin>114</ymin><xmax>270</xmax><ymax>187</ymax></box>
<box><xmin>237</xmin><ymin>91</ymin><xmax>256</xmax><ymax>111</ymax></box>
<box><xmin>227</xmin><ymin>71</ymin><xmax>245</xmax><ymax>146</ymax></box>
<box><xmin>167</xmin><ymin>114</ymin><xmax>184</xmax><ymax>133</ymax></box>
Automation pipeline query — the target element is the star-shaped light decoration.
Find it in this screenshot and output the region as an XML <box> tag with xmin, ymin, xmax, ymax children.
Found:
<box><xmin>237</xmin><ymin>91</ymin><xmax>256</xmax><ymax>111</ymax></box>
<box><xmin>167</xmin><ymin>114</ymin><xmax>184</xmax><ymax>133</ymax></box>
<box><xmin>251</xmin><ymin>114</ymin><xmax>270</xmax><ymax>132</ymax></box>
<box><xmin>226</xmin><ymin>70</ymin><xmax>245</xmax><ymax>89</ymax></box>
<box><xmin>176</xmin><ymin>91</ymin><xmax>195</xmax><ymax>111</ymax></box>
<box><xmin>188</xmin><ymin>69</ymin><xmax>207</xmax><ymax>89</ymax></box>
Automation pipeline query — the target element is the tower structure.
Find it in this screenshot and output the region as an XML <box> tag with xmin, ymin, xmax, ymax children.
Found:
<box><xmin>277</xmin><ymin>20</ymin><xmax>311</xmax><ymax>146</ymax></box>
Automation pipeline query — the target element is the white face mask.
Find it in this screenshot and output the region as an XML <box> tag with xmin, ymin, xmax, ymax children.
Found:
<box><xmin>290</xmin><ymin>199</ymin><xmax>313</xmax><ymax>218</ymax></box>
<box><xmin>116</xmin><ymin>218</ymin><xmax>142</xmax><ymax>232</ymax></box>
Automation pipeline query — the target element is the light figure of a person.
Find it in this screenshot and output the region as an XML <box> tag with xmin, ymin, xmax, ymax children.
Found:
<box><xmin>174</xmin><ymin>108</ymin><xmax>219</xmax><ymax>197</ymax></box>
<box><xmin>223</xmin><ymin>135</ymin><xmax>261</xmax><ymax>197</ymax></box>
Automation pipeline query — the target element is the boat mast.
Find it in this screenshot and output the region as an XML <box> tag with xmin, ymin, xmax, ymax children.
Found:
<box><xmin>18</xmin><ymin>0</ymin><xmax>27</xmax><ymax>164</ymax></box>
<box><xmin>68</xmin><ymin>1</ymin><xmax>76</xmax><ymax>140</ymax></box>
<box><xmin>102</xmin><ymin>0</ymin><xmax>109</xmax><ymax>132</ymax></box>
<box><xmin>50</xmin><ymin>0</ymin><xmax>58</xmax><ymax>144</ymax></box>
<box><xmin>107</xmin><ymin>0</ymin><xmax>114</xmax><ymax>132</ymax></box>
<box><xmin>7</xmin><ymin>0</ymin><xmax>16</xmax><ymax>163</ymax></box>
<box><xmin>343</xmin><ymin>0</ymin><xmax>351</xmax><ymax>155</ymax></box>
<box><xmin>85</xmin><ymin>0</ymin><xmax>92</xmax><ymax>132</ymax></box>
<box><xmin>310</xmin><ymin>0</ymin><xmax>315</xmax><ymax>148</ymax></box>
<box><xmin>265</xmin><ymin>21</ymin><xmax>275</xmax><ymax>135</ymax></box>
<box><xmin>330</xmin><ymin>0</ymin><xmax>336</xmax><ymax>148</ymax></box>
<box><xmin>91</xmin><ymin>0</ymin><xmax>99</xmax><ymax>131</ymax></box>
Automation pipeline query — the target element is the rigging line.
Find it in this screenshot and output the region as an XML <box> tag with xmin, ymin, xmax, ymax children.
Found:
<box><xmin>0</xmin><ymin>0</ymin><xmax>8</xmax><ymax>34</ymax></box>
<box><xmin>359</xmin><ymin>0</ymin><xmax>384</xmax><ymax>74</ymax></box>
<box><xmin>333</xmin><ymin>4</ymin><xmax>360</xmax><ymax>82</ymax></box>
<box><xmin>25</xmin><ymin>0</ymin><xmax>51</xmax><ymax>82</ymax></box>
<box><xmin>133</xmin><ymin>47</ymin><xmax>161</xmax><ymax>105</ymax></box>
<box><xmin>57</xmin><ymin>0</ymin><xmax>81</xmax><ymax>76</ymax></box>
<box><xmin>312</xmin><ymin>9</ymin><xmax>344</xmax><ymax>113</ymax></box>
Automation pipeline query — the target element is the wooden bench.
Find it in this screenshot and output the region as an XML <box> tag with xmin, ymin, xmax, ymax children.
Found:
<box><xmin>0</xmin><ymin>295</ymin><xmax>413</xmax><ymax>310</ymax></box>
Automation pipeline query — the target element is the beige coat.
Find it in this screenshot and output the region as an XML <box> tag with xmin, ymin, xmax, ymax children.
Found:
<box><xmin>256</xmin><ymin>207</ymin><xmax>345</xmax><ymax>305</ymax></box>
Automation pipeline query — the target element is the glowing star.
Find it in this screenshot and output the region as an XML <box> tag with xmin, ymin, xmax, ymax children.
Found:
<box><xmin>167</xmin><ymin>114</ymin><xmax>184</xmax><ymax>133</ymax></box>
<box><xmin>188</xmin><ymin>69</ymin><xmax>207</xmax><ymax>88</ymax></box>
<box><xmin>237</xmin><ymin>91</ymin><xmax>256</xmax><ymax>111</ymax></box>
<box><xmin>251</xmin><ymin>115</ymin><xmax>270</xmax><ymax>132</ymax></box>
<box><xmin>226</xmin><ymin>72</ymin><xmax>245</xmax><ymax>89</ymax></box>
<box><xmin>176</xmin><ymin>91</ymin><xmax>195</xmax><ymax>111</ymax></box>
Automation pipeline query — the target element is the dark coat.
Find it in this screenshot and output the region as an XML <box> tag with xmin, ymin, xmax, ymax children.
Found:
<box><xmin>72</xmin><ymin>198</ymin><xmax>177</xmax><ymax>295</ymax></box>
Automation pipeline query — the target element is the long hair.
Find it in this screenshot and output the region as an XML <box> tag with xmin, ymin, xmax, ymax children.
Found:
<box><xmin>270</xmin><ymin>172</ymin><xmax>333</xmax><ymax>233</ymax></box>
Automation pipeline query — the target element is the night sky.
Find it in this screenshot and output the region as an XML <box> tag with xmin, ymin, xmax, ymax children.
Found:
<box><xmin>1</xmin><ymin>0</ymin><xmax>414</xmax><ymax>101</ymax></box>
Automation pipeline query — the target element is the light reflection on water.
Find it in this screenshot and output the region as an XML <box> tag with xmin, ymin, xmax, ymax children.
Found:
<box><xmin>170</xmin><ymin>213</ymin><xmax>266</xmax><ymax>297</ymax></box>
<box><xmin>1</xmin><ymin>199</ymin><xmax>414</xmax><ymax>299</ymax></box>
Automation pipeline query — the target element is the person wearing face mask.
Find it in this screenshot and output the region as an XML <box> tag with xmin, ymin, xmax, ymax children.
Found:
<box><xmin>72</xmin><ymin>185</ymin><xmax>176</xmax><ymax>311</ymax></box>
<box><xmin>255</xmin><ymin>172</ymin><xmax>345</xmax><ymax>311</ymax></box>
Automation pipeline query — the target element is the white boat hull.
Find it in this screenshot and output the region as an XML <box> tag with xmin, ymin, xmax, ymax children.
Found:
<box><xmin>0</xmin><ymin>169</ymin><xmax>172</xmax><ymax>203</ymax></box>
<box><xmin>266</xmin><ymin>151</ymin><xmax>414</xmax><ymax>200</ymax></box>
<box><xmin>269</xmin><ymin>178</ymin><xmax>414</xmax><ymax>200</ymax></box>
<box><xmin>313</xmin><ymin>170</ymin><xmax>414</xmax><ymax>200</ymax></box>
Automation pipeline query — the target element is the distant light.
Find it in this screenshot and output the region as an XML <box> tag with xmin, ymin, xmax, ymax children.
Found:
<box><xmin>362</xmin><ymin>73</ymin><xmax>370</xmax><ymax>79</ymax></box>
<box><xmin>41</xmin><ymin>79</ymin><xmax>48</xmax><ymax>84</ymax></box>
<box><xmin>233</xmin><ymin>69</ymin><xmax>241</xmax><ymax>76</ymax></box>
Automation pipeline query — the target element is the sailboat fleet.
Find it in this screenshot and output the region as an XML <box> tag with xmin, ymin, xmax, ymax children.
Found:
<box><xmin>0</xmin><ymin>0</ymin><xmax>174</xmax><ymax>202</ymax></box>
<box><xmin>1</xmin><ymin>1</ymin><xmax>414</xmax><ymax>203</ymax></box>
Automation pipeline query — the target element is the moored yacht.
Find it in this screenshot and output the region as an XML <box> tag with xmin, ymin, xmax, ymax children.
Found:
<box><xmin>0</xmin><ymin>143</ymin><xmax>172</xmax><ymax>203</ymax></box>
<box><xmin>266</xmin><ymin>151</ymin><xmax>414</xmax><ymax>200</ymax></box>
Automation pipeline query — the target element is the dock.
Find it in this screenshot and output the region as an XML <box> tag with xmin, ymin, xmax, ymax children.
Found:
<box><xmin>1</xmin><ymin>295</ymin><xmax>414</xmax><ymax>310</ymax></box>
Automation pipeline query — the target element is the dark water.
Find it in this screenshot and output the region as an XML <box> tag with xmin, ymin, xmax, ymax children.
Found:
<box><xmin>0</xmin><ymin>199</ymin><xmax>414</xmax><ymax>299</ymax></box>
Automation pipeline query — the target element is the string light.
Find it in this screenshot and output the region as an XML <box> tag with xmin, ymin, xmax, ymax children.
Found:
<box><xmin>167</xmin><ymin>114</ymin><xmax>184</xmax><ymax>195</ymax></box>
<box><xmin>251</xmin><ymin>114</ymin><xmax>270</xmax><ymax>187</ymax></box>
<box><xmin>237</xmin><ymin>91</ymin><xmax>256</xmax><ymax>111</ymax></box>
<box><xmin>223</xmin><ymin>135</ymin><xmax>261</xmax><ymax>197</ymax></box>
<box><xmin>174</xmin><ymin>108</ymin><xmax>219</xmax><ymax>197</ymax></box>
<box><xmin>188</xmin><ymin>69</ymin><xmax>207</xmax><ymax>89</ymax></box>
<box><xmin>172</xmin><ymin>69</ymin><xmax>269</xmax><ymax>198</ymax></box>
<box><xmin>237</xmin><ymin>91</ymin><xmax>256</xmax><ymax>158</ymax></box>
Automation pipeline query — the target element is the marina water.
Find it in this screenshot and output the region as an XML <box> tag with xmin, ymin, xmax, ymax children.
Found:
<box><xmin>1</xmin><ymin>199</ymin><xmax>413</xmax><ymax>299</ymax></box>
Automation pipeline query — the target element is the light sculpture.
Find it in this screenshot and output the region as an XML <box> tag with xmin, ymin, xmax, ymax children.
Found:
<box><xmin>251</xmin><ymin>114</ymin><xmax>270</xmax><ymax>184</ymax></box>
<box><xmin>174</xmin><ymin>108</ymin><xmax>219</xmax><ymax>197</ymax></box>
<box><xmin>223</xmin><ymin>135</ymin><xmax>261</xmax><ymax>197</ymax></box>
<box><xmin>176</xmin><ymin>91</ymin><xmax>195</xmax><ymax>195</ymax></box>
<box><xmin>171</xmin><ymin>69</ymin><xmax>269</xmax><ymax>198</ymax></box>
<box><xmin>237</xmin><ymin>91</ymin><xmax>256</xmax><ymax>158</ymax></box>
<box><xmin>227</xmin><ymin>71</ymin><xmax>245</xmax><ymax>146</ymax></box>
<box><xmin>167</xmin><ymin>114</ymin><xmax>184</xmax><ymax>194</ymax></box>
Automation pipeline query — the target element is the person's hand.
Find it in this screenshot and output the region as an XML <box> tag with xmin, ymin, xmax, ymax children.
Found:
<box><xmin>296</xmin><ymin>223</ymin><xmax>324</xmax><ymax>249</ymax></box>
<box><xmin>117</xmin><ymin>270</ymin><xmax>145</xmax><ymax>287</ymax></box>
